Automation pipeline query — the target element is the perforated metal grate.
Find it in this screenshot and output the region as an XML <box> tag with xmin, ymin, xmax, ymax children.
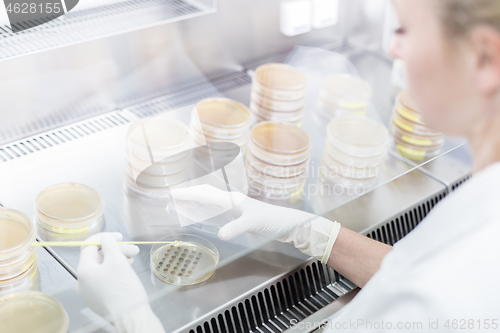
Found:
<box><xmin>126</xmin><ymin>72</ymin><xmax>252</xmax><ymax>118</ymax></box>
<box><xmin>187</xmin><ymin>261</ymin><xmax>356</xmax><ymax>333</ymax></box>
<box><xmin>366</xmin><ymin>191</ymin><xmax>447</xmax><ymax>245</ymax></box>
<box><xmin>0</xmin><ymin>0</ymin><xmax>212</xmax><ymax>61</ymax></box>
<box><xmin>0</xmin><ymin>112</ymin><xmax>130</xmax><ymax>163</ymax></box>
<box><xmin>451</xmin><ymin>175</ymin><xmax>470</xmax><ymax>192</ymax></box>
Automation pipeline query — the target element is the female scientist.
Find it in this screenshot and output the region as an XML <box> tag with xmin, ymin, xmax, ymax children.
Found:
<box><xmin>76</xmin><ymin>0</ymin><xmax>500</xmax><ymax>331</ymax></box>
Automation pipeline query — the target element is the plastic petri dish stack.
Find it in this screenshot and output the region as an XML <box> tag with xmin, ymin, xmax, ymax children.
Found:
<box><xmin>35</xmin><ymin>183</ymin><xmax>105</xmax><ymax>241</ymax></box>
<box><xmin>150</xmin><ymin>234</ymin><xmax>219</xmax><ymax>285</ymax></box>
<box><xmin>246</xmin><ymin>122</ymin><xmax>311</xmax><ymax>200</ymax></box>
<box><xmin>0</xmin><ymin>291</ymin><xmax>69</xmax><ymax>333</ymax></box>
<box><xmin>315</xmin><ymin>74</ymin><xmax>372</xmax><ymax>123</ymax></box>
<box><xmin>126</xmin><ymin>118</ymin><xmax>192</xmax><ymax>198</ymax></box>
<box><xmin>191</xmin><ymin>98</ymin><xmax>252</xmax><ymax>148</ymax></box>
<box><xmin>250</xmin><ymin>63</ymin><xmax>307</xmax><ymax>126</ymax></box>
<box><xmin>0</xmin><ymin>209</ymin><xmax>38</xmax><ymax>296</ymax></box>
<box><xmin>321</xmin><ymin>115</ymin><xmax>389</xmax><ymax>190</ymax></box>
<box><xmin>390</xmin><ymin>91</ymin><xmax>444</xmax><ymax>160</ymax></box>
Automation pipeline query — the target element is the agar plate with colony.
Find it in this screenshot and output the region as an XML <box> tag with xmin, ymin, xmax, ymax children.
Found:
<box><xmin>150</xmin><ymin>234</ymin><xmax>219</xmax><ymax>285</ymax></box>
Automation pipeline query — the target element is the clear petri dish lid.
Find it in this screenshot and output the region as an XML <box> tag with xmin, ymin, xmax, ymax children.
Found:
<box><xmin>251</xmin><ymin>121</ymin><xmax>310</xmax><ymax>155</ymax></box>
<box><xmin>35</xmin><ymin>183</ymin><xmax>104</xmax><ymax>228</ymax></box>
<box><xmin>251</xmin><ymin>91</ymin><xmax>306</xmax><ymax>112</ymax></box>
<box><xmin>195</xmin><ymin>98</ymin><xmax>251</xmax><ymax>129</ymax></box>
<box><xmin>150</xmin><ymin>234</ymin><xmax>219</xmax><ymax>285</ymax></box>
<box><xmin>254</xmin><ymin>63</ymin><xmax>307</xmax><ymax>91</ymax></box>
<box><xmin>0</xmin><ymin>209</ymin><xmax>35</xmax><ymax>263</ymax></box>
<box><xmin>0</xmin><ymin>291</ymin><xmax>68</xmax><ymax>333</ymax></box>
<box><xmin>127</xmin><ymin>118</ymin><xmax>191</xmax><ymax>152</ymax></box>
<box><xmin>319</xmin><ymin>74</ymin><xmax>372</xmax><ymax>108</ymax></box>
<box><xmin>327</xmin><ymin>115</ymin><xmax>388</xmax><ymax>148</ymax></box>
<box><xmin>0</xmin><ymin>262</ymin><xmax>38</xmax><ymax>297</ymax></box>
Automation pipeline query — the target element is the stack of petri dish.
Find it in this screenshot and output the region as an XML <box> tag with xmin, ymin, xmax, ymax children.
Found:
<box><xmin>389</xmin><ymin>91</ymin><xmax>444</xmax><ymax>161</ymax></box>
<box><xmin>249</xmin><ymin>63</ymin><xmax>307</xmax><ymax>126</ymax></box>
<box><xmin>191</xmin><ymin>98</ymin><xmax>252</xmax><ymax>148</ymax></box>
<box><xmin>126</xmin><ymin>118</ymin><xmax>192</xmax><ymax>197</ymax></box>
<box><xmin>246</xmin><ymin>121</ymin><xmax>311</xmax><ymax>200</ymax></box>
<box><xmin>35</xmin><ymin>183</ymin><xmax>105</xmax><ymax>241</ymax></box>
<box><xmin>150</xmin><ymin>234</ymin><xmax>219</xmax><ymax>286</ymax></box>
<box><xmin>0</xmin><ymin>209</ymin><xmax>38</xmax><ymax>296</ymax></box>
<box><xmin>321</xmin><ymin>115</ymin><xmax>388</xmax><ymax>190</ymax></box>
<box><xmin>315</xmin><ymin>74</ymin><xmax>372</xmax><ymax>123</ymax></box>
<box><xmin>0</xmin><ymin>291</ymin><xmax>69</xmax><ymax>333</ymax></box>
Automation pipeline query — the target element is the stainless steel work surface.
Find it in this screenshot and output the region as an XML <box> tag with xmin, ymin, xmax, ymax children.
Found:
<box><xmin>36</xmin><ymin>247</ymin><xmax>113</xmax><ymax>333</ymax></box>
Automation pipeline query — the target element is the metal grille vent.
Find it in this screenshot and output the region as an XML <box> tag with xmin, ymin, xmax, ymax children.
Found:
<box><xmin>451</xmin><ymin>175</ymin><xmax>470</xmax><ymax>192</ymax></box>
<box><xmin>126</xmin><ymin>72</ymin><xmax>252</xmax><ymax>118</ymax></box>
<box><xmin>187</xmin><ymin>261</ymin><xmax>356</xmax><ymax>333</ymax></box>
<box><xmin>0</xmin><ymin>112</ymin><xmax>130</xmax><ymax>163</ymax></box>
<box><xmin>366</xmin><ymin>190</ymin><xmax>448</xmax><ymax>245</ymax></box>
<box><xmin>0</xmin><ymin>0</ymin><xmax>212</xmax><ymax>61</ymax></box>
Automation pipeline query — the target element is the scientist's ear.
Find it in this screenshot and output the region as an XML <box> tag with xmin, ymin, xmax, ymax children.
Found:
<box><xmin>470</xmin><ymin>26</ymin><xmax>500</xmax><ymax>96</ymax></box>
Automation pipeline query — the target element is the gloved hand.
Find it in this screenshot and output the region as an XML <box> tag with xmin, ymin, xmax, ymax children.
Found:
<box><xmin>77</xmin><ymin>232</ymin><xmax>165</xmax><ymax>333</ymax></box>
<box><xmin>170</xmin><ymin>185</ymin><xmax>341</xmax><ymax>264</ymax></box>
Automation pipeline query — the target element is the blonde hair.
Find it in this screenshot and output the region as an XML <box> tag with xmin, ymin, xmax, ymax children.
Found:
<box><xmin>434</xmin><ymin>0</ymin><xmax>500</xmax><ymax>37</ymax></box>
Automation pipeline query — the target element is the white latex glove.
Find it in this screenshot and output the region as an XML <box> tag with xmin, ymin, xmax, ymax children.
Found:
<box><xmin>171</xmin><ymin>185</ymin><xmax>341</xmax><ymax>264</ymax></box>
<box><xmin>77</xmin><ymin>232</ymin><xmax>166</xmax><ymax>333</ymax></box>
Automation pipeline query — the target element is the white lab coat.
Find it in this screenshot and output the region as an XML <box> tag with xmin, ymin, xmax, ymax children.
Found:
<box><xmin>324</xmin><ymin>162</ymin><xmax>500</xmax><ymax>332</ymax></box>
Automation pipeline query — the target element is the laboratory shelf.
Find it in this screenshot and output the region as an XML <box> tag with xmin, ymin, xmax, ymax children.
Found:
<box><xmin>0</xmin><ymin>0</ymin><xmax>216</xmax><ymax>61</ymax></box>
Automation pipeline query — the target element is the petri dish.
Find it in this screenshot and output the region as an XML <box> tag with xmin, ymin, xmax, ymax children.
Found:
<box><xmin>127</xmin><ymin>151</ymin><xmax>191</xmax><ymax>177</ymax></box>
<box><xmin>0</xmin><ymin>291</ymin><xmax>69</xmax><ymax>333</ymax></box>
<box><xmin>325</xmin><ymin>142</ymin><xmax>385</xmax><ymax>168</ymax></box>
<box><xmin>252</xmin><ymin>80</ymin><xmax>307</xmax><ymax>101</ymax></box>
<box><xmin>251</xmin><ymin>91</ymin><xmax>306</xmax><ymax>112</ymax></box>
<box><xmin>191</xmin><ymin>125</ymin><xmax>248</xmax><ymax>147</ymax></box>
<box><xmin>322</xmin><ymin>154</ymin><xmax>379</xmax><ymax>180</ymax></box>
<box><xmin>35</xmin><ymin>183</ymin><xmax>105</xmax><ymax>241</ymax></box>
<box><xmin>127</xmin><ymin>118</ymin><xmax>192</xmax><ymax>160</ymax></box>
<box><xmin>321</xmin><ymin>165</ymin><xmax>379</xmax><ymax>190</ymax></box>
<box><xmin>391</xmin><ymin>109</ymin><xmax>442</xmax><ymax>137</ymax></box>
<box><xmin>327</xmin><ymin>115</ymin><xmax>388</xmax><ymax>157</ymax></box>
<box><xmin>0</xmin><ymin>209</ymin><xmax>37</xmax><ymax>281</ymax></box>
<box><xmin>248</xmin><ymin>128</ymin><xmax>310</xmax><ymax>166</ymax></box>
<box><xmin>319</xmin><ymin>74</ymin><xmax>372</xmax><ymax>109</ymax></box>
<box><xmin>318</xmin><ymin>99</ymin><xmax>367</xmax><ymax>117</ymax></box>
<box><xmin>251</xmin><ymin>121</ymin><xmax>310</xmax><ymax>154</ymax></box>
<box><xmin>250</xmin><ymin>101</ymin><xmax>306</xmax><ymax>121</ymax></box>
<box><xmin>150</xmin><ymin>234</ymin><xmax>219</xmax><ymax>285</ymax></box>
<box><xmin>195</xmin><ymin>98</ymin><xmax>251</xmax><ymax>129</ymax></box>
<box><xmin>245</xmin><ymin>151</ymin><xmax>308</xmax><ymax>178</ymax></box>
<box><xmin>251</xmin><ymin>112</ymin><xmax>304</xmax><ymax>128</ymax></box>
<box><xmin>254</xmin><ymin>63</ymin><xmax>307</xmax><ymax>91</ymax></box>
<box><xmin>247</xmin><ymin>177</ymin><xmax>306</xmax><ymax>200</ymax></box>
<box><xmin>246</xmin><ymin>163</ymin><xmax>307</xmax><ymax>187</ymax></box>
<box><xmin>392</xmin><ymin>135</ymin><xmax>442</xmax><ymax>161</ymax></box>
<box><xmin>389</xmin><ymin>121</ymin><xmax>444</xmax><ymax>147</ymax></box>
<box><xmin>0</xmin><ymin>260</ymin><xmax>39</xmax><ymax>297</ymax></box>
